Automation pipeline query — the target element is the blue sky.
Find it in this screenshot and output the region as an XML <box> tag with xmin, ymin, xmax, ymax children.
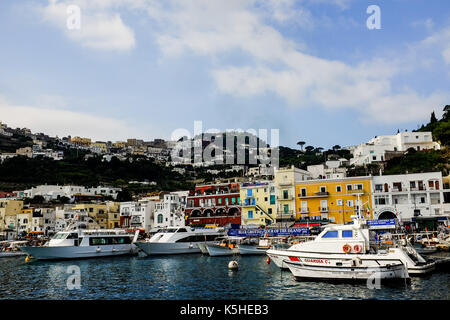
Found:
<box><xmin>0</xmin><ymin>0</ymin><xmax>449</xmax><ymax>149</ymax></box>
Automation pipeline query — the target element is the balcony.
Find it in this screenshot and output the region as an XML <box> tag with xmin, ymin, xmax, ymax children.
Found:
<box><xmin>315</xmin><ymin>191</ymin><xmax>329</xmax><ymax>196</ymax></box>
<box><xmin>347</xmin><ymin>189</ymin><xmax>365</xmax><ymax>194</ymax></box>
<box><xmin>277</xmin><ymin>196</ymin><xmax>293</xmax><ymax>201</ymax></box>
<box><xmin>319</xmin><ymin>207</ymin><xmax>328</xmax><ymax>212</ymax></box>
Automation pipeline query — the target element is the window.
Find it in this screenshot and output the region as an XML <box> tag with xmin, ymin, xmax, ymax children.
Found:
<box><xmin>268</xmin><ymin>208</ymin><xmax>272</xmax><ymax>214</ymax></box>
<box><xmin>248</xmin><ymin>211</ymin><xmax>253</xmax><ymax>219</ymax></box>
<box><xmin>322</xmin><ymin>231</ymin><xmax>338</xmax><ymax>238</ymax></box>
<box><xmin>270</xmin><ymin>195</ymin><xmax>276</xmax><ymax>205</ymax></box>
<box><xmin>283</xmin><ymin>190</ymin><xmax>289</xmax><ymax>199</ymax></box>
<box><xmin>300</xmin><ymin>188</ymin><xmax>306</xmax><ymax>197</ymax></box>
<box><xmin>347</xmin><ymin>200</ymin><xmax>353</xmax><ymax>207</ymax></box>
<box><xmin>157</xmin><ymin>214</ymin><xmax>163</xmax><ymax>224</ymax></box>
<box><xmin>337</xmin><ymin>199</ymin><xmax>343</xmax><ymax>206</ymax></box>
<box><xmin>320</xmin><ymin>186</ymin><xmax>327</xmax><ymax>193</ymax></box>
<box><xmin>283</xmin><ymin>205</ymin><xmax>289</xmax><ymax>213</ymax></box>
<box><xmin>231</xmin><ymin>197</ymin><xmax>236</xmax><ymax>204</ymax></box>
<box><xmin>218</xmin><ymin>198</ymin><xmax>222</xmax><ymax>204</ymax></box>
<box><xmin>342</xmin><ymin>230</ymin><xmax>353</xmax><ymax>238</ymax></box>
<box><xmin>247</xmin><ymin>189</ymin><xmax>253</xmax><ymax>197</ymax></box>
<box><xmin>336</xmin><ymin>185</ymin><xmax>342</xmax><ymax>192</ymax></box>
<box><xmin>375</xmin><ymin>184</ymin><xmax>383</xmax><ymax>192</ymax></box>
<box><xmin>346</xmin><ymin>185</ymin><xmax>352</xmax><ymax>191</ymax></box>
<box><xmin>355</xmin><ymin>184</ymin><xmax>363</xmax><ymax>190</ymax></box>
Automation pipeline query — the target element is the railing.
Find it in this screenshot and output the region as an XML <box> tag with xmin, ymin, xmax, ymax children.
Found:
<box><xmin>277</xmin><ymin>196</ymin><xmax>293</xmax><ymax>201</ymax></box>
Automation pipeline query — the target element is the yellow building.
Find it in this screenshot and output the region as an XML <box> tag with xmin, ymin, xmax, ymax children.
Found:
<box><xmin>112</xmin><ymin>141</ymin><xmax>126</xmax><ymax>148</ymax></box>
<box><xmin>295</xmin><ymin>177</ymin><xmax>373</xmax><ymax>224</ymax></box>
<box><xmin>70</xmin><ymin>136</ymin><xmax>92</xmax><ymax>147</ymax></box>
<box><xmin>240</xmin><ymin>181</ymin><xmax>277</xmax><ymax>226</ymax></box>
<box><xmin>274</xmin><ymin>165</ymin><xmax>311</xmax><ymax>223</ymax></box>
<box><xmin>0</xmin><ymin>200</ymin><xmax>24</xmax><ymax>231</ymax></box>
<box><xmin>17</xmin><ymin>208</ymin><xmax>33</xmax><ymax>233</ymax></box>
<box><xmin>72</xmin><ymin>203</ymin><xmax>108</xmax><ymax>229</ymax></box>
<box><xmin>72</xmin><ymin>202</ymin><xmax>121</xmax><ymax>229</ymax></box>
<box><xmin>90</xmin><ymin>142</ymin><xmax>108</xmax><ymax>153</ymax></box>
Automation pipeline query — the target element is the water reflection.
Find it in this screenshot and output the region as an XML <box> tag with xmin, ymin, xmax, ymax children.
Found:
<box><xmin>0</xmin><ymin>254</ymin><xmax>448</xmax><ymax>300</ymax></box>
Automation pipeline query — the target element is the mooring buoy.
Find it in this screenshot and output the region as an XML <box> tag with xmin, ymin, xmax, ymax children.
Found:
<box><xmin>228</xmin><ymin>260</ymin><xmax>239</xmax><ymax>270</ymax></box>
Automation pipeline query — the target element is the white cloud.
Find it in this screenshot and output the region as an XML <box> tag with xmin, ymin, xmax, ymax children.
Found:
<box><xmin>0</xmin><ymin>96</ymin><xmax>141</xmax><ymax>141</ymax></box>
<box><xmin>38</xmin><ymin>0</ymin><xmax>135</xmax><ymax>51</ymax></box>
<box><xmin>143</xmin><ymin>0</ymin><xmax>447</xmax><ymax>123</ymax></box>
<box><xmin>31</xmin><ymin>0</ymin><xmax>449</xmax><ymax>125</ymax></box>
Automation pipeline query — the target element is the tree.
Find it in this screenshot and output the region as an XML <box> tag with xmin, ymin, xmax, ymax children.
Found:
<box><xmin>296</xmin><ymin>141</ymin><xmax>305</xmax><ymax>151</ymax></box>
<box><xmin>443</xmin><ymin>105</ymin><xmax>450</xmax><ymax>121</ymax></box>
<box><xmin>332</xmin><ymin>145</ymin><xmax>341</xmax><ymax>152</ymax></box>
<box><xmin>430</xmin><ymin>111</ymin><xmax>438</xmax><ymax>124</ymax></box>
<box><xmin>305</xmin><ymin>146</ymin><xmax>315</xmax><ymax>153</ymax></box>
<box><xmin>116</xmin><ymin>190</ymin><xmax>133</xmax><ymax>202</ymax></box>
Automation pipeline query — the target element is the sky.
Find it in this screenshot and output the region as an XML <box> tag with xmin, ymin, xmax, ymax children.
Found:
<box><xmin>0</xmin><ymin>0</ymin><xmax>449</xmax><ymax>149</ymax></box>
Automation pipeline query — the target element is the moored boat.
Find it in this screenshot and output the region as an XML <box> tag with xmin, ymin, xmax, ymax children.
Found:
<box><xmin>20</xmin><ymin>218</ymin><xmax>139</xmax><ymax>260</ymax></box>
<box><xmin>135</xmin><ymin>226</ymin><xmax>225</xmax><ymax>255</ymax></box>
<box><xmin>267</xmin><ymin>215</ymin><xmax>433</xmax><ymax>278</ymax></box>
<box><xmin>206</xmin><ymin>237</ymin><xmax>241</xmax><ymax>257</ymax></box>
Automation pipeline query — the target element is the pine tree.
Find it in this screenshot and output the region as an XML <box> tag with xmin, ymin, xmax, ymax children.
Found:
<box><xmin>430</xmin><ymin>111</ymin><xmax>438</xmax><ymax>124</ymax></box>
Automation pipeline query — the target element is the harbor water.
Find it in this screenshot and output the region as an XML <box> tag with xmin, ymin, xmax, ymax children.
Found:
<box><xmin>0</xmin><ymin>254</ymin><xmax>448</xmax><ymax>300</ymax></box>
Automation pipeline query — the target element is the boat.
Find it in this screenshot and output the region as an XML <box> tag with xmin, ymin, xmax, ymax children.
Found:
<box><xmin>197</xmin><ymin>242</ymin><xmax>209</xmax><ymax>255</ymax></box>
<box><xmin>205</xmin><ymin>237</ymin><xmax>241</xmax><ymax>257</ymax></box>
<box><xmin>134</xmin><ymin>226</ymin><xmax>225</xmax><ymax>255</ymax></box>
<box><xmin>414</xmin><ymin>244</ymin><xmax>438</xmax><ymax>255</ymax></box>
<box><xmin>19</xmin><ymin>217</ymin><xmax>139</xmax><ymax>260</ymax></box>
<box><xmin>267</xmin><ymin>215</ymin><xmax>434</xmax><ymax>277</ymax></box>
<box><xmin>0</xmin><ymin>241</ymin><xmax>29</xmax><ymax>257</ymax></box>
<box><xmin>238</xmin><ymin>238</ymin><xmax>273</xmax><ymax>255</ymax></box>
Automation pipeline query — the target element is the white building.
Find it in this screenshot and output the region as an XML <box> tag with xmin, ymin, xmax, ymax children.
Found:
<box><xmin>153</xmin><ymin>191</ymin><xmax>188</xmax><ymax>229</ymax></box>
<box><xmin>120</xmin><ymin>199</ymin><xmax>157</xmax><ymax>232</ymax></box>
<box><xmin>307</xmin><ymin>160</ymin><xmax>347</xmax><ymax>180</ymax></box>
<box><xmin>351</xmin><ymin>132</ymin><xmax>440</xmax><ymax>166</ymax></box>
<box><xmin>371</xmin><ymin>172</ymin><xmax>447</xmax><ymax>223</ymax></box>
<box><xmin>23</xmin><ymin>185</ymin><xmax>121</xmax><ymax>201</ymax></box>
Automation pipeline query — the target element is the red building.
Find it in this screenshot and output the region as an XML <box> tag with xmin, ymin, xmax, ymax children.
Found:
<box><xmin>185</xmin><ymin>182</ymin><xmax>241</xmax><ymax>226</ymax></box>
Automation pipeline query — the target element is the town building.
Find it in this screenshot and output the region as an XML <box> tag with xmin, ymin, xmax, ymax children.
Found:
<box><xmin>240</xmin><ymin>181</ymin><xmax>277</xmax><ymax>226</ymax></box>
<box><xmin>371</xmin><ymin>172</ymin><xmax>448</xmax><ymax>229</ymax></box>
<box><xmin>295</xmin><ymin>176</ymin><xmax>373</xmax><ymax>224</ymax></box>
<box><xmin>350</xmin><ymin>131</ymin><xmax>440</xmax><ymax>166</ymax></box>
<box><xmin>0</xmin><ymin>200</ymin><xmax>24</xmax><ymax>232</ymax></box>
<box><xmin>120</xmin><ymin>199</ymin><xmax>158</xmax><ymax>231</ymax></box>
<box><xmin>274</xmin><ymin>165</ymin><xmax>311</xmax><ymax>223</ymax></box>
<box><xmin>154</xmin><ymin>191</ymin><xmax>189</xmax><ymax>229</ymax></box>
<box><xmin>185</xmin><ymin>183</ymin><xmax>241</xmax><ymax>226</ymax></box>
<box><xmin>307</xmin><ymin>160</ymin><xmax>348</xmax><ymax>180</ymax></box>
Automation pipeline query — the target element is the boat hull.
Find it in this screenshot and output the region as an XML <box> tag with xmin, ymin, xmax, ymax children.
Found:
<box><xmin>197</xmin><ymin>243</ymin><xmax>209</xmax><ymax>255</ymax></box>
<box><xmin>0</xmin><ymin>251</ymin><xmax>27</xmax><ymax>258</ymax></box>
<box><xmin>206</xmin><ymin>244</ymin><xmax>239</xmax><ymax>257</ymax></box>
<box><xmin>20</xmin><ymin>244</ymin><xmax>135</xmax><ymax>260</ymax></box>
<box><xmin>238</xmin><ymin>244</ymin><xmax>270</xmax><ymax>255</ymax></box>
<box><xmin>266</xmin><ymin>249</ymin><xmax>435</xmax><ymax>276</ymax></box>
<box><xmin>135</xmin><ymin>241</ymin><xmax>218</xmax><ymax>255</ymax></box>
<box><xmin>286</xmin><ymin>261</ymin><xmax>409</xmax><ymax>282</ymax></box>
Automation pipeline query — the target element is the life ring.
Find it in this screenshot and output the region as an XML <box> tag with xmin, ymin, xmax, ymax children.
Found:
<box><xmin>353</xmin><ymin>244</ymin><xmax>362</xmax><ymax>253</ymax></box>
<box><xmin>343</xmin><ymin>244</ymin><xmax>351</xmax><ymax>253</ymax></box>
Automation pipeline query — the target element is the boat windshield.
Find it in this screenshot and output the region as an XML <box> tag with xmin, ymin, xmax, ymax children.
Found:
<box><xmin>53</xmin><ymin>233</ymin><xmax>68</xmax><ymax>240</ymax></box>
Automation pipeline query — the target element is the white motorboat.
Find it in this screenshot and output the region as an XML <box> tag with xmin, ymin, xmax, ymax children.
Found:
<box><xmin>267</xmin><ymin>215</ymin><xmax>433</xmax><ymax>278</ymax></box>
<box><xmin>206</xmin><ymin>237</ymin><xmax>241</xmax><ymax>257</ymax></box>
<box><xmin>20</xmin><ymin>218</ymin><xmax>139</xmax><ymax>260</ymax></box>
<box><xmin>0</xmin><ymin>241</ymin><xmax>29</xmax><ymax>257</ymax></box>
<box><xmin>238</xmin><ymin>238</ymin><xmax>272</xmax><ymax>255</ymax></box>
<box><xmin>135</xmin><ymin>226</ymin><xmax>225</xmax><ymax>255</ymax></box>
